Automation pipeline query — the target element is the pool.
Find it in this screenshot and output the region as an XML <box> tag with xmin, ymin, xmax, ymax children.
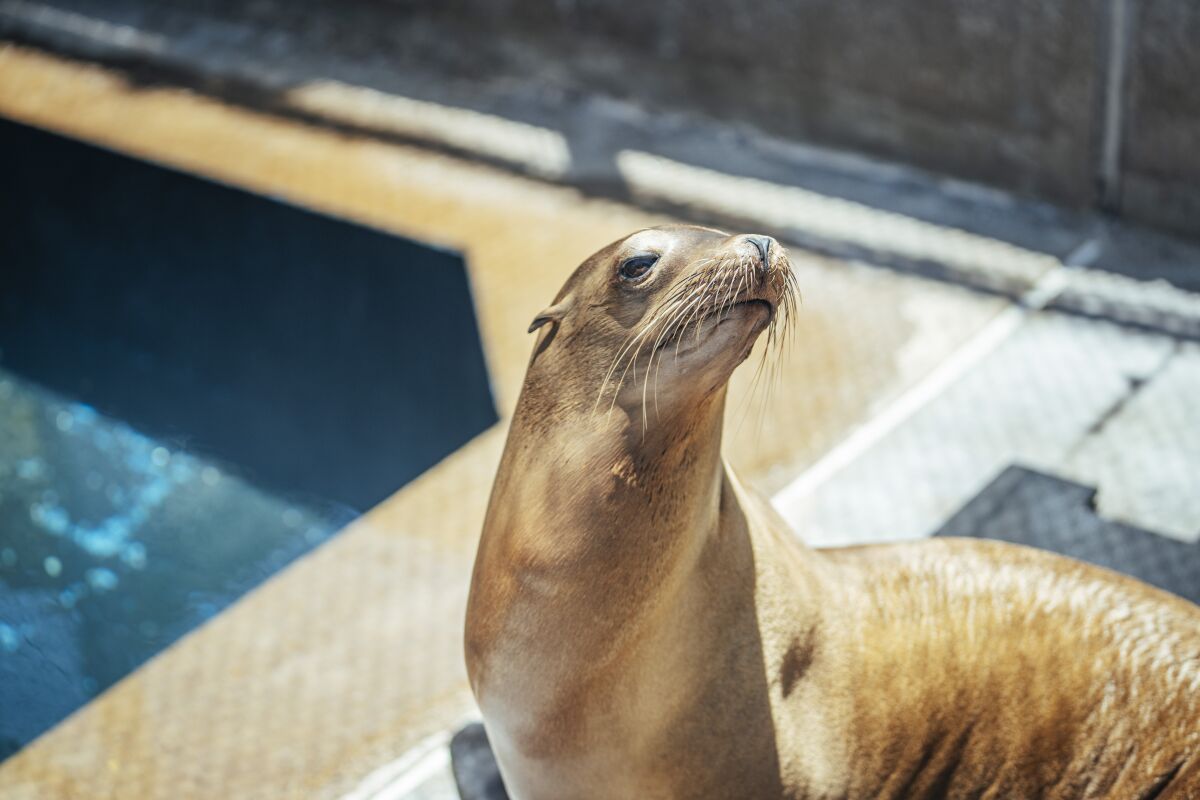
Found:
<box><xmin>0</xmin><ymin>368</ymin><xmax>354</xmax><ymax>758</ymax></box>
<box><xmin>0</xmin><ymin>117</ymin><xmax>496</xmax><ymax>759</ymax></box>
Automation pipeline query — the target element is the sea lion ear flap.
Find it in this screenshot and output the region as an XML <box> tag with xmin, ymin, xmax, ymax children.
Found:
<box><xmin>527</xmin><ymin>298</ymin><xmax>573</xmax><ymax>333</ymax></box>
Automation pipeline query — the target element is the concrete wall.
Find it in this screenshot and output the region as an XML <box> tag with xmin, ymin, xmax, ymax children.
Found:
<box><xmin>419</xmin><ymin>1</ymin><xmax>1104</xmax><ymax>205</ymax></box>
<box><xmin>415</xmin><ymin>0</ymin><xmax>1199</xmax><ymax>240</ymax></box>
<box><xmin>6</xmin><ymin>0</ymin><xmax>1192</xmax><ymax>238</ymax></box>
<box><xmin>1121</xmin><ymin>0</ymin><xmax>1200</xmax><ymax>239</ymax></box>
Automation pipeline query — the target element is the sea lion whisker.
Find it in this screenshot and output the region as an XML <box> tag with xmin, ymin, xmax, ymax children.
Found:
<box><xmin>596</xmin><ymin>317</ymin><xmax>672</xmax><ymax>414</ymax></box>
<box><xmin>641</xmin><ymin>340</ymin><xmax>660</xmax><ymax>434</ymax></box>
<box><xmin>716</xmin><ymin>257</ymin><xmax>738</xmax><ymax>314</ymax></box>
<box><xmin>731</xmin><ymin>258</ymin><xmax>750</xmax><ymax>316</ymax></box>
<box><xmin>595</xmin><ymin>332</ymin><xmax>646</xmax><ymax>412</ymax></box>
<box><xmin>756</xmin><ymin>353</ymin><xmax>775</xmax><ymax>444</ymax></box>
<box><xmin>672</xmin><ymin>286</ymin><xmax>715</xmax><ymax>352</ymax></box>
<box><xmin>691</xmin><ymin>261</ymin><xmax>734</xmax><ymax>344</ymax></box>
<box><xmin>648</xmin><ymin>299</ymin><xmax>694</xmax><ymax>361</ymax></box>
<box><xmin>649</xmin><ymin>281</ymin><xmax>710</xmax><ymax>361</ymax></box>
<box><xmin>651</xmin><ymin>336</ymin><xmax>668</xmax><ymax>419</ymax></box>
<box><xmin>639</xmin><ymin>309</ymin><xmax>688</xmax><ymax>424</ymax></box>
<box><xmin>637</xmin><ymin>306</ymin><xmax>693</xmax><ymax>429</ymax></box>
<box><xmin>783</xmin><ymin>269</ymin><xmax>802</xmax><ymax>345</ymax></box>
<box><xmin>723</xmin><ymin>253</ymin><xmax>745</xmax><ymax>305</ymax></box>
<box><xmin>649</xmin><ymin>275</ymin><xmax>715</xmax><ymax>359</ymax></box>
<box><xmin>712</xmin><ymin>260</ymin><xmax>737</xmax><ymax>319</ymax></box>
<box><xmin>619</xmin><ymin>314</ymin><xmax>677</xmax><ymax>418</ymax></box>
<box><xmin>680</xmin><ymin>284</ymin><xmax>716</xmax><ymax>347</ymax></box>
<box><xmin>612</xmin><ymin>324</ymin><xmax>665</xmax><ymax>400</ymax></box>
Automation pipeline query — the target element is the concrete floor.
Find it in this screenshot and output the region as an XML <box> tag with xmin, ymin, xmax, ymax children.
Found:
<box><xmin>0</xmin><ymin>38</ymin><xmax>1197</xmax><ymax>800</ymax></box>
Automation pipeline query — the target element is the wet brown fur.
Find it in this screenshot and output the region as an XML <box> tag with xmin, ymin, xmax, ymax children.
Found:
<box><xmin>465</xmin><ymin>226</ymin><xmax>1200</xmax><ymax>799</ymax></box>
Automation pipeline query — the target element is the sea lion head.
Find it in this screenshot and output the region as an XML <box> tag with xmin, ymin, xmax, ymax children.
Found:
<box><xmin>522</xmin><ymin>225</ymin><xmax>798</xmax><ymax>421</ymax></box>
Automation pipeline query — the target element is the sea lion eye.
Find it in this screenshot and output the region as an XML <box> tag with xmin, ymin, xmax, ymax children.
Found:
<box><xmin>618</xmin><ymin>255</ymin><xmax>658</xmax><ymax>283</ymax></box>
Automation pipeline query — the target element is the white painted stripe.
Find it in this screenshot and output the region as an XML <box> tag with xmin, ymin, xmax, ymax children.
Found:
<box><xmin>1063</xmin><ymin>237</ymin><xmax>1104</xmax><ymax>269</ymax></box>
<box><xmin>287</xmin><ymin>81</ymin><xmax>572</xmax><ymax>179</ymax></box>
<box><xmin>341</xmin><ymin>732</ymin><xmax>451</xmax><ymax>800</ymax></box>
<box><xmin>772</xmin><ymin>266</ymin><xmax>1070</xmax><ymax>514</ymax></box>
<box><xmin>615</xmin><ymin>150</ymin><xmax>1060</xmax><ymax>288</ymax></box>
<box><xmin>370</xmin><ymin>748</ymin><xmax>451</xmax><ymax>800</ymax></box>
<box><xmin>1061</xmin><ymin>267</ymin><xmax>1200</xmax><ymax>333</ymax></box>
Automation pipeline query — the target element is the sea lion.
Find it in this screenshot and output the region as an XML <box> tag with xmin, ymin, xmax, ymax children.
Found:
<box><xmin>464</xmin><ymin>225</ymin><xmax>1200</xmax><ymax>799</ymax></box>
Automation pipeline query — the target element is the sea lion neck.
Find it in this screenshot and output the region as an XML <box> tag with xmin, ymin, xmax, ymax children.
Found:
<box><xmin>468</xmin><ymin>383</ymin><xmax>733</xmax><ymax>697</ymax></box>
<box><xmin>491</xmin><ymin>377</ymin><xmax>730</xmax><ymax>568</ymax></box>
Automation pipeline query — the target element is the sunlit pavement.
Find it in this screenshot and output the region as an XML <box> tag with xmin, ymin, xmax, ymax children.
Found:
<box><xmin>0</xmin><ymin>34</ymin><xmax>1197</xmax><ymax>799</ymax></box>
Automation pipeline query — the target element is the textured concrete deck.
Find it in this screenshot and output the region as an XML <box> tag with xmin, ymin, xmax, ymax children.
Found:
<box><xmin>776</xmin><ymin>312</ymin><xmax>1200</xmax><ymax>546</ymax></box>
<box><xmin>0</xmin><ymin>44</ymin><xmax>1009</xmax><ymax>798</ymax></box>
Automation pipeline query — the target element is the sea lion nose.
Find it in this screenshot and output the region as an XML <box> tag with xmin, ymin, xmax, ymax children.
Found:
<box><xmin>745</xmin><ymin>235</ymin><xmax>773</xmax><ymax>272</ymax></box>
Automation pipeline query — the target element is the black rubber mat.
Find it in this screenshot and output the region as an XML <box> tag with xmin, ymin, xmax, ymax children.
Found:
<box><xmin>935</xmin><ymin>465</ymin><xmax>1200</xmax><ymax>605</ymax></box>
<box><xmin>451</xmin><ymin>722</ymin><xmax>510</xmax><ymax>800</ymax></box>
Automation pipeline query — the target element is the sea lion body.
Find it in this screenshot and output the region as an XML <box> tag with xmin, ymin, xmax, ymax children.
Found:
<box><xmin>464</xmin><ymin>226</ymin><xmax>1200</xmax><ymax>799</ymax></box>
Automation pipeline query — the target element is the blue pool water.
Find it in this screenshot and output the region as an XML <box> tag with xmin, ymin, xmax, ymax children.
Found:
<box><xmin>0</xmin><ymin>367</ymin><xmax>357</xmax><ymax>758</ymax></box>
<box><xmin>0</xmin><ymin>115</ymin><xmax>496</xmax><ymax>762</ymax></box>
